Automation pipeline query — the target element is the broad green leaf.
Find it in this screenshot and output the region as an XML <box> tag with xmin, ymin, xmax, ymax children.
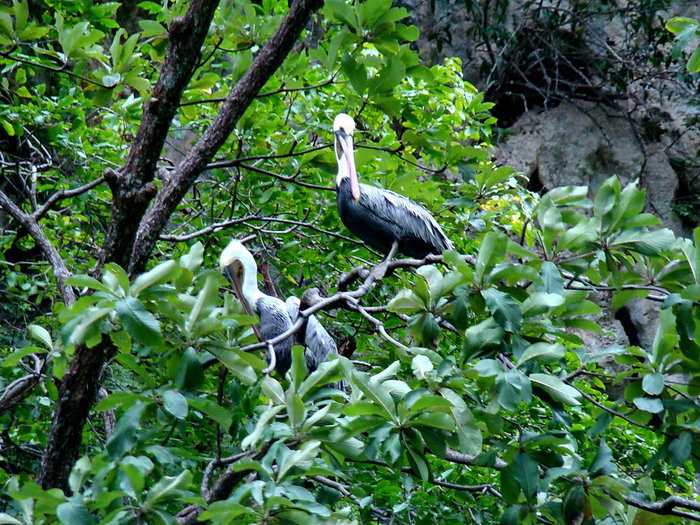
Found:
<box><xmin>387</xmin><ymin>289</ymin><xmax>425</xmax><ymax>313</ymax></box>
<box><xmin>56</xmin><ymin>500</ymin><xmax>95</xmax><ymax>525</ymax></box>
<box><xmin>351</xmin><ymin>371</ymin><xmax>397</xmax><ymax>420</ymax></box>
<box><xmin>641</xmin><ymin>373</ymin><xmax>664</xmax><ymax>395</ymax></box>
<box><xmin>206</xmin><ymin>347</ymin><xmax>258</xmax><ymax>385</ymax></box>
<box><xmin>513</xmin><ymin>453</ymin><xmax>539</xmax><ymax>500</ymax></box>
<box><xmin>517</xmin><ymin>342</ymin><xmax>566</xmax><ymax>365</ymax></box>
<box><xmin>482</xmin><ymin>288</ymin><xmax>521</xmax><ymax>332</ymax></box>
<box><xmin>143</xmin><ymin>470</ymin><xmax>192</xmax><ymax>509</ymax></box>
<box><xmin>131</xmin><ymin>260</ymin><xmax>177</xmax><ymax>296</ymax></box>
<box><xmin>180</xmin><ymin>242</ymin><xmax>204</xmax><ymax>270</ymax></box>
<box><xmin>669</xmin><ymin>432</ymin><xmax>692</xmax><ymax>465</ymax></box>
<box><xmin>610</xmin><ymin>228</ymin><xmax>675</xmax><ymax>255</ymax></box>
<box><xmin>475</xmin><ymin>232</ymin><xmax>507</xmax><ymax>282</ymax></box>
<box><xmin>162</xmin><ymin>390</ymin><xmax>187</xmax><ymax>420</ymax></box>
<box><xmin>496</xmin><ymin>370</ymin><xmax>532</xmax><ymax>410</ymax></box>
<box><xmin>440</xmin><ymin>388</ymin><xmax>482</xmax><ymax>455</ymax></box>
<box><xmin>529</xmin><ymin>373</ymin><xmax>581</xmax><ymax>406</ymax></box>
<box><xmin>28</xmin><ymin>324</ymin><xmax>52</xmax><ymax>350</ymax></box>
<box><xmin>589</xmin><ymin>440</ymin><xmax>614</xmax><ymax>477</ymax></box>
<box><xmin>186</xmin><ymin>397</ymin><xmax>232</xmax><ymax>428</ymax></box>
<box><xmin>65</xmin><ymin>274</ymin><xmax>115</xmax><ymax>295</ymax></box>
<box><xmin>115</xmin><ymin>297</ymin><xmax>162</xmax><ymax>347</ymax></box>
<box><xmin>241</xmin><ymin>405</ymin><xmax>285</xmax><ymax>449</ymax></box>
<box><xmin>262</xmin><ymin>376</ymin><xmax>286</xmax><ymax>405</ymax></box>
<box><xmin>411</xmin><ymin>354</ymin><xmax>433</xmax><ymax>379</ymax></box>
<box><xmin>276</xmin><ymin>440</ymin><xmax>320</xmax><ymax>481</ymax></box>
<box><xmin>632</xmin><ymin>396</ymin><xmax>664</xmax><ymax>413</ymax></box>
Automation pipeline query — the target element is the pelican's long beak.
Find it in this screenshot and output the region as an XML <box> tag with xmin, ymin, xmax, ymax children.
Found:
<box><xmin>222</xmin><ymin>261</ymin><xmax>255</xmax><ymax>318</ymax></box>
<box><xmin>336</xmin><ymin>129</ymin><xmax>360</xmax><ymax>202</ymax></box>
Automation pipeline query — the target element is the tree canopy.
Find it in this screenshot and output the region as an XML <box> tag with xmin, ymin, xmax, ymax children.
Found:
<box><xmin>1</xmin><ymin>0</ymin><xmax>699</xmax><ymax>524</ymax></box>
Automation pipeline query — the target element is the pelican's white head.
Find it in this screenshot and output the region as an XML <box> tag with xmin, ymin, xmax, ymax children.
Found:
<box><xmin>333</xmin><ymin>113</ymin><xmax>356</xmax><ymax>135</ymax></box>
<box><xmin>333</xmin><ymin>113</ymin><xmax>360</xmax><ymax>202</ymax></box>
<box><xmin>219</xmin><ymin>240</ymin><xmax>262</xmax><ymax>311</ymax></box>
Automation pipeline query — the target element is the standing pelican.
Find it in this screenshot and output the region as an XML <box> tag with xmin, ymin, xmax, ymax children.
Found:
<box><xmin>333</xmin><ymin>113</ymin><xmax>453</xmax><ymax>259</ymax></box>
<box><xmin>219</xmin><ymin>240</ymin><xmax>340</xmax><ymax>379</ymax></box>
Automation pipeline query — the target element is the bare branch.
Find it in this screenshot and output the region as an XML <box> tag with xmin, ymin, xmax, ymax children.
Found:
<box><xmin>32</xmin><ymin>176</ymin><xmax>106</xmax><ymax>220</ymax></box>
<box><xmin>0</xmin><ymin>189</ymin><xmax>75</xmax><ymax>305</ymax></box>
<box><xmin>130</xmin><ymin>0</ymin><xmax>325</xmax><ymax>274</ymax></box>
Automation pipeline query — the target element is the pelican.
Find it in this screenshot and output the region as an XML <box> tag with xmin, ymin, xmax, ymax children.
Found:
<box><xmin>219</xmin><ymin>240</ymin><xmax>340</xmax><ymax>379</ymax></box>
<box><xmin>333</xmin><ymin>113</ymin><xmax>453</xmax><ymax>259</ymax></box>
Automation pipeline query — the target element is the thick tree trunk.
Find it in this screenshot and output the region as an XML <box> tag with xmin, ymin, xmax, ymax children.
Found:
<box><xmin>129</xmin><ymin>0</ymin><xmax>325</xmax><ymax>274</ymax></box>
<box><xmin>36</xmin><ymin>0</ymin><xmax>324</xmax><ymax>492</ymax></box>
<box><xmin>36</xmin><ymin>0</ymin><xmax>219</xmax><ymax>492</ymax></box>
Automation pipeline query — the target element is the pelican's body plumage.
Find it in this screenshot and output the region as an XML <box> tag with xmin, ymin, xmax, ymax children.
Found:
<box><xmin>333</xmin><ymin>113</ymin><xmax>453</xmax><ymax>258</ymax></box>
<box><xmin>220</xmin><ymin>241</ymin><xmax>339</xmax><ymax>378</ymax></box>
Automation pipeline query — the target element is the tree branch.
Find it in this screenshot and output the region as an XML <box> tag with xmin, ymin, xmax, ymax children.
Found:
<box><xmin>36</xmin><ymin>0</ymin><xmax>220</xmax><ymax>491</ymax></box>
<box><xmin>130</xmin><ymin>0</ymin><xmax>324</xmax><ymax>274</ymax></box>
<box><xmin>98</xmin><ymin>0</ymin><xmax>220</xmax><ymax>272</ymax></box>
<box><xmin>0</xmin><ymin>190</ymin><xmax>75</xmax><ymax>305</ymax></box>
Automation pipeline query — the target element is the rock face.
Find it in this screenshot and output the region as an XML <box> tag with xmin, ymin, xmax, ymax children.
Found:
<box><xmin>402</xmin><ymin>0</ymin><xmax>700</xmax><ymax>357</ymax></box>
<box><xmin>495</xmin><ymin>101</ymin><xmax>688</xmax><ymax>236</ymax></box>
<box><xmin>402</xmin><ymin>0</ymin><xmax>700</xmax><ymax>235</ymax></box>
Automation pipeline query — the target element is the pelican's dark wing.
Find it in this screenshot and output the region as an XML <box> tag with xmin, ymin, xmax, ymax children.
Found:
<box><xmin>285</xmin><ymin>296</ymin><xmax>339</xmax><ymax>372</ymax></box>
<box><xmin>337</xmin><ymin>179</ymin><xmax>453</xmax><ymax>258</ymax></box>
<box><xmin>256</xmin><ymin>296</ymin><xmax>294</xmax><ymax>375</ymax></box>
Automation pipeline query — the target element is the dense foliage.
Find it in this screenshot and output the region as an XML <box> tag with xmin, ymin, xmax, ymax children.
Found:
<box><xmin>1</xmin><ymin>0</ymin><xmax>699</xmax><ymax>524</ymax></box>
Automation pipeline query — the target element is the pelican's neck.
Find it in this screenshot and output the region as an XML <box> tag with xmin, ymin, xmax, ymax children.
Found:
<box><xmin>238</xmin><ymin>258</ymin><xmax>265</xmax><ymax>308</ymax></box>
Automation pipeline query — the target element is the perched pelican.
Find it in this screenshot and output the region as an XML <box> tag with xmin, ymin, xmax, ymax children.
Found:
<box><xmin>219</xmin><ymin>240</ymin><xmax>340</xmax><ymax>379</ymax></box>
<box><xmin>333</xmin><ymin>113</ymin><xmax>453</xmax><ymax>259</ymax></box>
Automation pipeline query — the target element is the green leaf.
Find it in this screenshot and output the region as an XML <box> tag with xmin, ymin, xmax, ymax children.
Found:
<box><xmin>131</xmin><ymin>260</ymin><xmax>177</xmax><ymax>296</ymax></box>
<box><xmin>411</xmin><ymin>354</ymin><xmax>433</xmax><ymax>379</ymax></box>
<box><xmin>241</xmin><ymin>405</ymin><xmax>284</xmax><ymax>449</ymax></box>
<box><xmin>589</xmin><ymin>440</ymin><xmax>614</xmax><ymax>477</ymax></box>
<box><xmin>262</xmin><ymin>376</ymin><xmax>286</xmax><ymax>405</ymax></box>
<box><xmin>440</xmin><ymin>388</ymin><xmax>482</xmax><ymax>455</ymax></box>
<box><xmin>277</xmin><ymin>440</ymin><xmax>321</xmax><ymax>481</ymax></box>
<box><xmin>106</xmin><ymin>402</ymin><xmax>147</xmax><ymax>458</ymax></box>
<box><xmin>143</xmin><ymin>470</ymin><xmax>192</xmax><ymax>509</ymax></box>
<box><xmin>341</xmin><ymin>55</ymin><xmax>367</xmax><ymax>93</ymax></box>
<box><xmin>641</xmin><ymin>373</ymin><xmax>664</xmax><ymax>395</ymax></box>
<box><xmin>513</xmin><ymin>453</ymin><xmax>539</xmax><ymax>500</ymax></box>
<box><xmin>687</xmin><ymin>45</ymin><xmax>700</xmax><ymax>72</ymax></box>
<box><xmin>65</xmin><ymin>274</ymin><xmax>115</xmax><ymax>295</ymax></box>
<box><xmin>187</xmin><ymin>397</ymin><xmax>232</xmax><ymax>428</ymax></box>
<box><xmin>350</xmin><ymin>370</ymin><xmax>397</xmax><ymax>420</ymax></box>
<box><xmin>517</xmin><ymin>342</ymin><xmax>565</xmax><ymax>365</ymax></box>
<box><xmin>180</xmin><ymin>242</ymin><xmax>204</xmax><ymax>270</ymax></box>
<box><xmin>538</xmin><ymin>261</ymin><xmax>564</xmax><ymax>294</ymax></box>
<box><xmin>206</xmin><ymin>347</ymin><xmax>258</xmax><ymax>385</ymax></box>
<box><xmin>162</xmin><ymin>389</ymin><xmax>188</xmax><ymax>420</ymax></box>
<box><xmin>633</xmin><ymin>396</ymin><xmax>664</xmax><ymax>413</ymax></box>
<box><xmin>665</xmin><ymin>17</ymin><xmax>699</xmax><ymax>34</ymax></box>
<box><xmin>669</xmin><ymin>432</ymin><xmax>692</xmax><ymax>465</ymax></box>
<box><xmin>56</xmin><ymin>500</ymin><xmax>95</xmax><ymax>525</ymax></box>
<box><xmin>28</xmin><ymin>324</ymin><xmax>53</xmax><ymax>350</ymax></box>
<box><xmin>387</xmin><ymin>289</ymin><xmax>425</xmax><ymax>313</ymax></box>
<box><xmin>475</xmin><ymin>232</ymin><xmax>507</xmax><ymax>282</ymax></box>
<box><xmin>481</xmin><ymin>288</ymin><xmax>521</xmax><ymax>332</ymax></box>
<box><xmin>496</xmin><ymin>370</ymin><xmax>531</xmax><ymax>410</ymax></box>
<box><xmin>610</xmin><ymin>228</ymin><xmax>675</xmax><ymax>255</ymax></box>
<box><xmin>529</xmin><ymin>373</ymin><xmax>581</xmax><ymax>406</ymax></box>
<box><xmin>115</xmin><ymin>297</ymin><xmax>163</xmax><ymax>347</ymax></box>
<box><xmin>104</xmin><ymin>263</ymin><xmax>131</xmax><ymax>295</ymax></box>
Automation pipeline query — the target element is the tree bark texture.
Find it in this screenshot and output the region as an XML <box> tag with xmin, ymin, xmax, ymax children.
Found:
<box><xmin>129</xmin><ymin>0</ymin><xmax>325</xmax><ymax>274</ymax></box>
<box><xmin>36</xmin><ymin>0</ymin><xmax>324</xmax><ymax>492</ymax></box>
<box><xmin>37</xmin><ymin>0</ymin><xmax>219</xmax><ymax>491</ymax></box>
<box><xmin>98</xmin><ymin>0</ymin><xmax>219</xmax><ymax>272</ymax></box>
